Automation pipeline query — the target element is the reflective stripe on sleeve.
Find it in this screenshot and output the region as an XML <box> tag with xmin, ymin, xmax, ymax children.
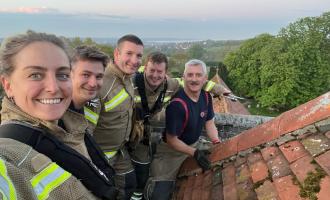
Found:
<box><xmin>30</xmin><ymin>162</ymin><xmax>71</xmax><ymax>200</ymax></box>
<box><xmin>0</xmin><ymin>159</ymin><xmax>17</xmax><ymax>200</ymax></box>
<box><xmin>138</xmin><ymin>66</ymin><xmax>145</xmax><ymax>72</ymax></box>
<box><xmin>134</xmin><ymin>96</ymin><xmax>141</xmax><ymax>103</ymax></box>
<box><xmin>205</xmin><ymin>81</ymin><xmax>216</xmax><ymax>92</ymax></box>
<box><xmin>163</xmin><ymin>96</ymin><xmax>171</xmax><ymax>103</ymax></box>
<box><xmin>104</xmin><ymin>151</ymin><xmax>118</xmax><ymax>159</ymax></box>
<box><xmin>174</xmin><ymin>78</ymin><xmax>184</xmax><ymax>87</ymax></box>
<box><xmin>104</xmin><ymin>89</ymin><xmax>129</xmax><ymax>111</ymax></box>
<box><xmin>84</xmin><ymin>106</ymin><xmax>99</xmax><ymax>125</ymax></box>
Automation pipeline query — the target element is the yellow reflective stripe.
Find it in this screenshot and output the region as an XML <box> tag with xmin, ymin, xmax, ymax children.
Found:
<box><xmin>104</xmin><ymin>151</ymin><xmax>118</xmax><ymax>159</ymax></box>
<box><xmin>138</xmin><ymin>66</ymin><xmax>145</xmax><ymax>72</ymax></box>
<box><xmin>205</xmin><ymin>81</ymin><xmax>216</xmax><ymax>92</ymax></box>
<box><xmin>105</xmin><ymin>89</ymin><xmax>129</xmax><ymax>111</ymax></box>
<box><xmin>134</xmin><ymin>96</ymin><xmax>141</xmax><ymax>103</ymax></box>
<box><xmin>174</xmin><ymin>78</ymin><xmax>184</xmax><ymax>87</ymax></box>
<box><xmin>84</xmin><ymin>106</ymin><xmax>99</xmax><ymax>125</ymax></box>
<box><xmin>30</xmin><ymin>163</ymin><xmax>71</xmax><ymax>200</ymax></box>
<box><xmin>164</xmin><ymin>96</ymin><xmax>171</xmax><ymax>103</ymax></box>
<box><xmin>0</xmin><ymin>159</ymin><xmax>16</xmax><ymax>200</ymax></box>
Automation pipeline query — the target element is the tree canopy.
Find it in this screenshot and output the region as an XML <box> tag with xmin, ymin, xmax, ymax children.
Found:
<box><xmin>224</xmin><ymin>12</ymin><xmax>330</xmax><ymax>110</ymax></box>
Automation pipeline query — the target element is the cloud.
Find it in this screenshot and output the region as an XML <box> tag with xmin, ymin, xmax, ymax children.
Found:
<box><xmin>73</xmin><ymin>13</ymin><xmax>129</xmax><ymax>20</ymax></box>
<box><xmin>0</xmin><ymin>7</ymin><xmax>128</xmax><ymax>21</ymax></box>
<box><xmin>0</xmin><ymin>7</ymin><xmax>59</xmax><ymax>14</ymax></box>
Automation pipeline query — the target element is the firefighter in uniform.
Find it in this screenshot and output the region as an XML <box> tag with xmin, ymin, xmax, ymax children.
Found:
<box><xmin>84</xmin><ymin>34</ymin><xmax>144</xmax><ymax>200</ymax></box>
<box><xmin>0</xmin><ymin>31</ymin><xmax>116</xmax><ymax>199</ymax></box>
<box><xmin>0</xmin><ymin>138</ymin><xmax>96</xmax><ymax>200</ymax></box>
<box><xmin>145</xmin><ymin>59</ymin><xmax>221</xmax><ymax>200</ymax></box>
<box><xmin>129</xmin><ymin>52</ymin><xmax>230</xmax><ymax>199</ymax></box>
<box><xmin>70</xmin><ymin>44</ymin><xmax>108</xmax><ymax>128</ymax></box>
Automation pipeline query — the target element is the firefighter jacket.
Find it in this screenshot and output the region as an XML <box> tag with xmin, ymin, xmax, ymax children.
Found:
<box><xmin>134</xmin><ymin>75</ymin><xmax>229</xmax><ymax>123</ymax></box>
<box><xmin>0</xmin><ymin>138</ymin><xmax>97</xmax><ymax>200</ymax></box>
<box><xmin>85</xmin><ymin>63</ymin><xmax>135</xmax><ymax>153</ymax></box>
<box><xmin>1</xmin><ymin>97</ymin><xmax>92</xmax><ymax>160</ymax></box>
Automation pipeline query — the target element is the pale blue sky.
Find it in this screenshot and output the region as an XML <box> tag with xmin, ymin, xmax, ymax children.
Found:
<box><xmin>0</xmin><ymin>0</ymin><xmax>329</xmax><ymax>40</ymax></box>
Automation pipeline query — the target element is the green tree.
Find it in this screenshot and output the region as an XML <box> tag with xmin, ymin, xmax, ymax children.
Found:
<box><xmin>258</xmin><ymin>37</ymin><xmax>299</xmax><ymax>109</ymax></box>
<box><xmin>224</xmin><ymin>33</ymin><xmax>274</xmax><ymax>97</ymax></box>
<box><xmin>224</xmin><ymin>12</ymin><xmax>330</xmax><ymax>110</ymax></box>
<box><xmin>277</xmin><ymin>12</ymin><xmax>330</xmax><ymax>107</ymax></box>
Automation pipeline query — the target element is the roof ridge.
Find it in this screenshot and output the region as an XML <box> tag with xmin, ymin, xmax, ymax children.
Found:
<box><xmin>179</xmin><ymin>92</ymin><xmax>330</xmax><ymax>177</ymax></box>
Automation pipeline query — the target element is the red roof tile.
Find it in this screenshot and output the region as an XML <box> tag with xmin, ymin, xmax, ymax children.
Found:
<box><xmin>255</xmin><ymin>180</ymin><xmax>280</xmax><ymax>200</ymax></box>
<box><xmin>180</xmin><ymin>92</ymin><xmax>330</xmax><ymax>175</ymax></box>
<box><xmin>236</xmin><ymin>163</ymin><xmax>250</xmax><ymax>184</ymax></box>
<box><xmin>266</xmin><ymin>153</ymin><xmax>291</xmax><ymax>180</ymax></box>
<box><xmin>315</xmin><ymin>150</ymin><xmax>330</xmax><ymax>176</ymax></box>
<box><xmin>236</xmin><ymin>179</ymin><xmax>257</xmax><ymax>200</ymax></box>
<box><xmin>273</xmin><ymin>175</ymin><xmax>305</xmax><ymax>200</ymax></box>
<box><xmin>174</xmin><ymin>92</ymin><xmax>330</xmax><ymax>199</ymax></box>
<box><xmin>317</xmin><ymin>176</ymin><xmax>330</xmax><ymax>199</ymax></box>
<box><xmin>249</xmin><ymin>159</ymin><xmax>269</xmax><ymax>183</ymax></box>
<box><xmin>279</xmin><ymin>141</ymin><xmax>309</xmax><ymax>163</ymax></box>
<box><xmin>290</xmin><ymin>155</ymin><xmax>316</xmax><ymax>183</ymax></box>
<box><xmin>261</xmin><ymin>146</ymin><xmax>281</xmax><ymax>162</ymax></box>
<box><xmin>301</xmin><ymin>133</ymin><xmax>330</xmax><ymax>156</ymax></box>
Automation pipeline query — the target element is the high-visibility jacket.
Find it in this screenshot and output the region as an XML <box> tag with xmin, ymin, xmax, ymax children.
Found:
<box><xmin>1</xmin><ymin>97</ymin><xmax>117</xmax><ymax>199</ymax></box>
<box><xmin>0</xmin><ymin>138</ymin><xmax>97</xmax><ymax>200</ymax></box>
<box><xmin>1</xmin><ymin>98</ymin><xmax>92</xmax><ymax>160</ymax></box>
<box><xmin>85</xmin><ymin>63</ymin><xmax>135</xmax><ymax>153</ymax></box>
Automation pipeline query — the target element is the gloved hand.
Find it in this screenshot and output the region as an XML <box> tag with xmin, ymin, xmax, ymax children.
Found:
<box><xmin>193</xmin><ymin>149</ymin><xmax>211</xmax><ymax>171</ymax></box>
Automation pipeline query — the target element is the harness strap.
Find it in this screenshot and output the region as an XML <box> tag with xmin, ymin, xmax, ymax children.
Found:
<box><xmin>171</xmin><ymin>98</ymin><xmax>188</xmax><ymax>134</ymax></box>
<box><xmin>171</xmin><ymin>91</ymin><xmax>209</xmax><ymax>134</ymax></box>
<box><xmin>0</xmin><ymin>122</ymin><xmax>117</xmax><ymax>199</ymax></box>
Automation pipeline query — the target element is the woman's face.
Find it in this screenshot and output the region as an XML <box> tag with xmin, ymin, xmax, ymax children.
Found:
<box><xmin>1</xmin><ymin>41</ymin><xmax>72</xmax><ymax>121</ymax></box>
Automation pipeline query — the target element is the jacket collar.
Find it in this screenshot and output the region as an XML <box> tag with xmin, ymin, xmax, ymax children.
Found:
<box><xmin>1</xmin><ymin>97</ymin><xmax>61</xmax><ymax>133</ymax></box>
<box><xmin>0</xmin><ymin>97</ymin><xmax>88</xmax><ymax>138</ymax></box>
<box><xmin>107</xmin><ymin>62</ymin><xmax>132</xmax><ymax>81</ymax></box>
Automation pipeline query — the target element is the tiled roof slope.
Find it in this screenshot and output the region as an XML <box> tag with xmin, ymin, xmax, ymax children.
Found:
<box><xmin>210</xmin><ymin>73</ymin><xmax>250</xmax><ymax>115</ymax></box>
<box><xmin>174</xmin><ymin>92</ymin><xmax>330</xmax><ymax>200</ymax></box>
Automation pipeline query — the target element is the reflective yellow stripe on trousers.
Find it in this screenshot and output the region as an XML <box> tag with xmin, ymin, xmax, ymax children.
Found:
<box><xmin>205</xmin><ymin>81</ymin><xmax>216</xmax><ymax>92</ymax></box>
<box><xmin>84</xmin><ymin>106</ymin><xmax>99</xmax><ymax>125</ymax></box>
<box><xmin>0</xmin><ymin>158</ymin><xmax>16</xmax><ymax>200</ymax></box>
<box><xmin>30</xmin><ymin>162</ymin><xmax>71</xmax><ymax>200</ymax></box>
<box><xmin>105</xmin><ymin>88</ymin><xmax>129</xmax><ymax>111</ymax></box>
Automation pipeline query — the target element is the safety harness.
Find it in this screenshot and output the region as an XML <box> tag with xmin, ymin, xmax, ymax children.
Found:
<box><xmin>0</xmin><ymin>121</ymin><xmax>118</xmax><ymax>200</ymax></box>
<box><xmin>134</xmin><ymin>72</ymin><xmax>167</xmax><ymax>154</ymax></box>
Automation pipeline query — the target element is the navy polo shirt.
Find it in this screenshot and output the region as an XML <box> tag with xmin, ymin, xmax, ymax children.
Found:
<box><xmin>165</xmin><ymin>89</ymin><xmax>214</xmax><ymax>145</ymax></box>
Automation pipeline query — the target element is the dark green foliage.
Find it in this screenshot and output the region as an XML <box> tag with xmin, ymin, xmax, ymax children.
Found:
<box><xmin>224</xmin><ymin>33</ymin><xmax>274</xmax><ymax>98</ymax></box>
<box><xmin>224</xmin><ymin>12</ymin><xmax>330</xmax><ymax>111</ymax></box>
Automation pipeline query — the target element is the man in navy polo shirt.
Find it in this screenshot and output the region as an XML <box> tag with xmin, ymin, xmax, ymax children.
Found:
<box><xmin>145</xmin><ymin>59</ymin><xmax>220</xmax><ymax>200</ymax></box>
